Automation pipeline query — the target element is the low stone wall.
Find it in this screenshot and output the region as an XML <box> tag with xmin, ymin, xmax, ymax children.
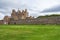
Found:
<box><xmin>8</xmin><ymin>17</ymin><xmax>60</xmax><ymax>24</ymax></box>
<box><xmin>0</xmin><ymin>20</ymin><xmax>4</xmax><ymax>24</ymax></box>
<box><xmin>0</xmin><ymin>16</ymin><xmax>60</xmax><ymax>24</ymax></box>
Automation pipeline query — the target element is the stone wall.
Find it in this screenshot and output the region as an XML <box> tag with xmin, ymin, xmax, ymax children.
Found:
<box><xmin>8</xmin><ymin>16</ymin><xmax>60</xmax><ymax>24</ymax></box>
<box><xmin>0</xmin><ymin>20</ymin><xmax>4</xmax><ymax>24</ymax></box>
<box><xmin>0</xmin><ymin>16</ymin><xmax>60</xmax><ymax>24</ymax></box>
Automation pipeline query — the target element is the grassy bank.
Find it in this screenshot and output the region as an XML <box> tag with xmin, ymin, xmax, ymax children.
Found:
<box><xmin>0</xmin><ymin>25</ymin><xmax>60</xmax><ymax>40</ymax></box>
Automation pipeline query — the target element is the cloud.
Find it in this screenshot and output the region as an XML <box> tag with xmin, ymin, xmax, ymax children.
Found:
<box><xmin>41</xmin><ymin>5</ymin><xmax>60</xmax><ymax>13</ymax></box>
<box><xmin>0</xmin><ymin>13</ymin><xmax>4</xmax><ymax>20</ymax></box>
<box><xmin>0</xmin><ymin>0</ymin><xmax>60</xmax><ymax>20</ymax></box>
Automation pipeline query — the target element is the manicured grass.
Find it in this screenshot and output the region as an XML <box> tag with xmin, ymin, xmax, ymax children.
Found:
<box><xmin>0</xmin><ymin>25</ymin><xmax>60</xmax><ymax>40</ymax></box>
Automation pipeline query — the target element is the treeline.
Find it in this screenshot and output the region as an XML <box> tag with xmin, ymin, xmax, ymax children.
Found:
<box><xmin>37</xmin><ymin>14</ymin><xmax>60</xmax><ymax>18</ymax></box>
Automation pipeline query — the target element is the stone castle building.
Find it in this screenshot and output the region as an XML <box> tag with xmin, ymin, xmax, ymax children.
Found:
<box><xmin>3</xmin><ymin>9</ymin><xmax>34</xmax><ymax>24</ymax></box>
<box><xmin>0</xmin><ymin>9</ymin><xmax>60</xmax><ymax>24</ymax></box>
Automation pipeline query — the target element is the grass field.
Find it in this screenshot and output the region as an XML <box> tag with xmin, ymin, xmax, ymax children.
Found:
<box><xmin>0</xmin><ymin>25</ymin><xmax>60</xmax><ymax>40</ymax></box>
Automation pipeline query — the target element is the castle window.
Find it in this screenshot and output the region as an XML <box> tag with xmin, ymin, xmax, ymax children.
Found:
<box><xmin>23</xmin><ymin>14</ymin><xmax>24</xmax><ymax>15</ymax></box>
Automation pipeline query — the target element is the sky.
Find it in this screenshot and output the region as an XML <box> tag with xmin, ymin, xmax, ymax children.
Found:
<box><xmin>0</xmin><ymin>0</ymin><xmax>60</xmax><ymax>20</ymax></box>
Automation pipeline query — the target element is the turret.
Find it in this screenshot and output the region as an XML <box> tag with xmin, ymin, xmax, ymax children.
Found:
<box><xmin>4</xmin><ymin>16</ymin><xmax>10</xmax><ymax>24</ymax></box>
<box><xmin>11</xmin><ymin>9</ymin><xmax>16</xmax><ymax>16</ymax></box>
<box><xmin>17</xmin><ymin>9</ymin><xmax>22</xmax><ymax>19</ymax></box>
<box><xmin>24</xmin><ymin>9</ymin><xmax>28</xmax><ymax>17</ymax></box>
<box><xmin>25</xmin><ymin>9</ymin><xmax>27</xmax><ymax>13</ymax></box>
<box><xmin>11</xmin><ymin>9</ymin><xmax>18</xmax><ymax>20</ymax></box>
<box><xmin>17</xmin><ymin>9</ymin><xmax>21</xmax><ymax>14</ymax></box>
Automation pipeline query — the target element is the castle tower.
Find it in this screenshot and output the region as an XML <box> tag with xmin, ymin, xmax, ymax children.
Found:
<box><xmin>21</xmin><ymin>9</ymin><xmax>28</xmax><ymax>19</ymax></box>
<box><xmin>11</xmin><ymin>9</ymin><xmax>18</xmax><ymax>20</ymax></box>
<box><xmin>17</xmin><ymin>9</ymin><xmax>21</xmax><ymax>14</ymax></box>
<box><xmin>4</xmin><ymin>16</ymin><xmax>10</xmax><ymax>24</ymax></box>
<box><xmin>11</xmin><ymin>9</ymin><xmax>16</xmax><ymax>17</ymax></box>
<box><xmin>24</xmin><ymin>9</ymin><xmax>28</xmax><ymax>17</ymax></box>
<box><xmin>21</xmin><ymin>10</ymin><xmax>25</xmax><ymax>19</ymax></box>
<box><xmin>17</xmin><ymin>9</ymin><xmax>22</xmax><ymax>19</ymax></box>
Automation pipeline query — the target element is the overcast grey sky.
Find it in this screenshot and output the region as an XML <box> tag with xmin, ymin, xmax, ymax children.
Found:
<box><xmin>0</xmin><ymin>0</ymin><xmax>60</xmax><ymax>20</ymax></box>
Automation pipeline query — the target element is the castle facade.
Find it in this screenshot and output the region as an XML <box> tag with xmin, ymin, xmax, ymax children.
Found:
<box><xmin>3</xmin><ymin>9</ymin><xmax>34</xmax><ymax>24</ymax></box>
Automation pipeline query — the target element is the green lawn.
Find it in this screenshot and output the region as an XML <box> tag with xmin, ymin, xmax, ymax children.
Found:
<box><xmin>0</xmin><ymin>25</ymin><xmax>60</xmax><ymax>40</ymax></box>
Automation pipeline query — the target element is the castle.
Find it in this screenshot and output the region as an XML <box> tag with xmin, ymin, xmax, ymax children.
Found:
<box><xmin>0</xmin><ymin>9</ymin><xmax>60</xmax><ymax>24</ymax></box>
<box><xmin>3</xmin><ymin>9</ymin><xmax>34</xmax><ymax>24</ymax></box>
